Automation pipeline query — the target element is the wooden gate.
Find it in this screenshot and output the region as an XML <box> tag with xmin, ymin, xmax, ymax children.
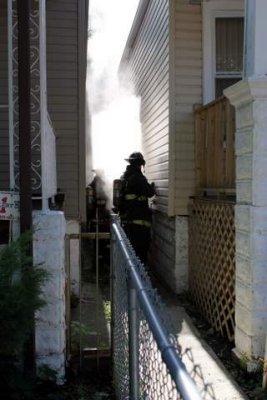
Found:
<box><xmin>190</xmin><ymin>97</ymin><xmax>236</xmax><ymax>342</ymax></box>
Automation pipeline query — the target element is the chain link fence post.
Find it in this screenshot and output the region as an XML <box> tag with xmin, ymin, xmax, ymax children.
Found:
<box><xmin>128</xmin><ymin>280</ymin><xmax>139</xmax><ymax>399</ymax></box>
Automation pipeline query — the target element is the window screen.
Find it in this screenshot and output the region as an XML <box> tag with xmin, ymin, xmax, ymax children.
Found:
<box><xmin>215</xmin><ymin>17</ymin><xmax>244</xmax><ymax>98</ymax></box>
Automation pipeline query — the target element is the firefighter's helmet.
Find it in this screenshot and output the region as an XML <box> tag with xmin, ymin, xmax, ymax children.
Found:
<box><xmin>125</xmin><ymin>152</ymin><xmax>146</xmax><ymax>166</ymax></box>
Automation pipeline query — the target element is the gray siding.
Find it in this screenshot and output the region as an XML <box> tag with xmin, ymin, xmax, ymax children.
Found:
<box><xmin>0</xmin><ymin>2</ymin><xmax>9</xmax><ymax>190</ymax></box>
<box><xmin>173</xmin><ymin>0</ymin><xmax>202</xmax><ymax>215</ymax></box>
<box><xmin>122</xmin><ymin>0</ymin><xmax>170</xmax><ymax>215</ymax></box>
<box><xmin>149</xmin><ymin>211</ymin><xmax>176</xmax><ymax>285</ymax></box>
<box><xmin>46</xmin><ymin>0</ymin><xmax>87</xmax><ymax>221</ymax></box>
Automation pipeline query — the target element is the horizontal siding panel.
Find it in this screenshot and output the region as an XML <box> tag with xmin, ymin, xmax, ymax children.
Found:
<box><xmin>134</xmin><ymin>39</ymin><xmax>169</xmax><ymax>97</ymax></box>
<box><xmin>141</xmin><ymin>85</ymin><xmax>169</xmax><ymax>117</ymax></box>
<box><xmin>175</xmin><ymin>67</ymin><xmax>201</xmax><ymax>78</ymax></box>
<box><xmin>175</xmin><ymin>30</ymin><xmax>201</xmax><ymax>42</ymax></box>
<box><xmin>47</xmin><ymin>79</ymin><xmax>77</xmax><ymax>89</ymax></box>
<box><xmin>47</xmin><ymin>112</ymin><xmax>78</xmax><ymax>122</ymax></box>
<box><xmin>175</xmin><ymin>76</ymin><xmax>201</xmax><ymax>87</ymax></box>
<box><xmin>176</xmin><ymin>14</ymin><xmax>200</xmax><ymax>26</ymax></box>
<box><xmin>175</xmin><ymin>86</ymin><xmax>201</xmax><ymax>97</ymax></box>
<box><xmin>174</xmin><ymin>132</ymin><xmax>194</xmax><ymax>144</ymax></box>
<box><xmin>47</xmin><ymin>35</ymin><xmax>77</xmax><ymax>45</ymax></box>
<box><xmin>141</xmin><ymin>78</ymin><xmax>169</xmax><ymax>119</ymax></box>
<box><xmin>154</xmin><ymin>188</ymin><xmax>169</xmax><ymax>198</ymax></box>
<box><xmin>149</xmin><ymin>152</ymin><xmax>168</xmax><ymax>165</ymax></box>
<box><xmin>175</xmin><ymin>141</ymin><xmax>194</xmax><ymax>153</ymax></box>
<box><xmin>145</xmin><ymin>131</ymin><xmax>168</xmax><ymax>152</ymax></box>
<box><xmin>146</xmin><ymin>161</ymin><xmax>168</xmax><ymax>174</ymax></box>
<box><xmin>47</xmin><ymin>0</ymin><xmax>80</xmax><ymax>218</ymax></box>
<box><xmin>123</xmin><ymin>0</ymin><xmax>169</xmax><ymax>214</ymax></box>
<box><xmin>143</xmin><ymin>106</ymin><xmax>169</xmax><ymax>133</ymax></box>
<box><xmin>47</xmin><ymin>3</ymin><xmax>77</xmax><ymax>12</ymax></box>
<box><xmin>153</xmin><ymin>179</ymin><xmax>168</xmax><ymax>188</ymax></box>
<box><xmin>175</xmin><ymin>39</ymin><xmax>201</xmax><ymax>50</ymax></box>
<box><xmin>148</xmin><ymin>170</ymin><xmax>168</xmax><ymax>181</ymax></box>
<box><xmin>175</xmin><ymin>94</ymin><xmax>201</xmax><ymax>104</ymax></box>
<box><xmin>141</xmin><ymin>64</ymin><xmax>169</xmax><ymax>102</ymax></box>
<box><xmin>175</xmin><ymin>3</ymin><xmax>201</xmax><ymax>14</ymax></box>
<box><xmin>47</xmin><ymin>87</ymin><xmax>77</xmax><ymax>96</ymax></box>
<box><xmin>46</xmin><ymin>44</ymin><xmax>78</xmax><ymax>54</ymax></box>
<box><xmin>130</xmin><ymin>1</ymin><xmax>168</xmax><ymax>76</ymax></box>
<box><xmin>145</xmin><ymin>125</ymin><xmax>168</xmax><ymax>147</ymax></box>
<box><xmin>147</xmin><ymin>143</ymin><xmax>168</xmax><ymax>159</ymax></box>
<box><xmin>47</xmin><ymin>12</ymin><xmax>78</xmax><ymax>23</ymax></box>
<box><xmin>175</xmin><ymin>57</ymin><xmax>202</xmax><ymax>68</ymax></box>
<box><xmin>145</xmin><ymin>124</ymin><xmax>169</xmax><ymax>148</ymax></box>
<box><xmin>48</xmin><ymin>122</ymin><xmax>77</xmax><ymax>131</ymax></box>
<box><xmin>48</xmin><ymin>96</ymin><xmax>78</xmax><ymax>105</ymax></box>
<box><xmin>174</xmin><ymin>179</ymin><xmax>194</xmax><ymax>190</ymax></box>
<box><xmin>47</xmin><ymin>104</ymin><xmax>77</xmax><ymax>113</ymax></box>
<box><xmin>47</xmin><ymin>61</ymin><xmax>77</xmax><ymax>70</ymax></box>
<box><xmin>175</xmin><ymin>48</ymin><xmax>202</xmax><ymax>61</ymax></box>
<box><xmin>175</xmin><ymin>169</ymin><xmax>194</xmax><ymax>180</ymax></box>
<box><xmin>47</xmin><ymin>53</ymin><xmax>78</xmax><ymax>63</ymax></box>
<box><xmin>174</xmin><ymin>0</ymin><xmax>201</xmax><ymax>215</ymax></box>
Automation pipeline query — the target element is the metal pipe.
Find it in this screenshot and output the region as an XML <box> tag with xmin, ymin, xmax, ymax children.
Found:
<box><xmin>17</xmin><ymin>0</ymin><xmax>32</xmax><ymax>234</ymax></box>
<box><xmin>128</xmin><ymin>283</ymin><xmax>139</xmax><ymax>400</ymax></box>
<box><xmin>79</xmin><ymin>223</ymin><xmax>82</xmax><ymax>370</ymax></box>
<box><xmin>95</xmin><ymin>207</ymin><xmax>100</xmax><ymax>370</ymax></box>
<box><xmin>17</xmin><ymin>0</ymin><xmax>34</xmax><ymax>373</ymax></box>
<box><xmin>39</xmin><ymin>0</ymin><xmax>48</xmax><ymax>210</ymax></box>
<box><xmin>8</xmin><ymin>0</ymin><xmax>14</xmax><ymax>190</ymax></box>
<box><xmin>112</xmin><ymin>222</ymin><xmax>202</xmax><ymax>400</ymax></box>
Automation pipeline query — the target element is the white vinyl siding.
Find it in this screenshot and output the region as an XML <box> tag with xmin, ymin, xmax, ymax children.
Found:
<box><xmin>122</xmin><ymin>0</ymin><xmax>169</xmax><ymax>214</ymax></box>
<box><xmin>173</xmin><ymin>0</ymin><xmax>202</xmax><ymax>215</ymax></box>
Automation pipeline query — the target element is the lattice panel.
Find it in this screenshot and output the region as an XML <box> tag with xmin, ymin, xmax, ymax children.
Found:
<box><xmin>189</xmin><ymin>199</ymin><xmax>235</xmax><ymax>342</ymax></box>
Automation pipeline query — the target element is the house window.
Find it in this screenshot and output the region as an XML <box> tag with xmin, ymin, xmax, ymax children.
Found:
<box><xmin>202</xmin><ymin>0</ymin><xmax>244</xmax><ymax>104</ymax></box>
<box><xmin>215</xmin><ymin>17</ymin><xmax>244</xmax><ymax>98</ymax></box>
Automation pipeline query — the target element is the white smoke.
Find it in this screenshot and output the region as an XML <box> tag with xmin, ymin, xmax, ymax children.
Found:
<box><xmin>87</xmin><ymin>0</ymin><xmax>141</xmax><ymax>203</ymax></box>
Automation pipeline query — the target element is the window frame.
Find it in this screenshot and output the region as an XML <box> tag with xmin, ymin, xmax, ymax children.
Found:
<box><xmin>202</xmin><ymin>0</ymin><xmax>244</xmax><ymax>104</ymax></box>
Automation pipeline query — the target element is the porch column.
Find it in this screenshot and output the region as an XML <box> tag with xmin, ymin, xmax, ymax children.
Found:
<box><xmin>224</xmin><ymin>0</ymin><xmax>267</xmax><ymax>359</ymax></box>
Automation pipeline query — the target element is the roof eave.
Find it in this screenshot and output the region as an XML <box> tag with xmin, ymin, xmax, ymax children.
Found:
<box><xmin>119</xmin><ymin>0</ymin><xmax>150</xmax><ymax>71</ymax></box>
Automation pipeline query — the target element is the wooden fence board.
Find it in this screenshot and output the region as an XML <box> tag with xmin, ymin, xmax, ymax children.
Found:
<box><xmin>194</xmin><ymin>96</ymin><xmax>235</xmax><ymax>192</ymax></box>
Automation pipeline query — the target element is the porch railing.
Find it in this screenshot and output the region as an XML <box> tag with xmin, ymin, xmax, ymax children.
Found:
<box><xmin>111</xmin><ymin>218</ymin><xmax>202</xmax><ymax>400</ymax></box>
<box><xmin>194</xmin><ymin>96</ymin><xmax>235</xmax><ymax>193</ymax></box>
<box><xmin>8</xmin><ymin>0</ymin><xmax>57</xmax><ymax>210</ymax></box>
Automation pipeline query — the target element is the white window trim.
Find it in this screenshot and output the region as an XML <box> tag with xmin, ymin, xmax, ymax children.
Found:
<box><xmin>202</xmin><ymin>0</ymin><xmax>244</xmax><ymax>104</ymax></box>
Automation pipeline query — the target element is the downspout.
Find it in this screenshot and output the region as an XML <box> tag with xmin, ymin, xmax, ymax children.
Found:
<box><xmin>7</xmin><ymin>1</ymin><xmax>14</xmax><ymax>190</ymax></box>
<box><xmin>16</xmin><ymin>0</ymin><xmax>35</xmax><ymax>371</ymax></box>
<box><xmin>17</xmin><ymin>0</ymin><xmax>32</xmax><ymax>233</ymax></box>
<box><xmin>39</xmin><ymin>0</ymin><xmax>48</xmax><ymax>210</ymax></box>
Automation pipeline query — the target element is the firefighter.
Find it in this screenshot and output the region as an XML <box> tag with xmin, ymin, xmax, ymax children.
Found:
<box><xmin>119</xmin><ymin>152</ymin><xmax>155</xmax><ymax>264</ymax></box>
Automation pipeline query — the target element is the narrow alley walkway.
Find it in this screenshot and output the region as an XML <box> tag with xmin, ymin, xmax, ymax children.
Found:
<box><xmin>155</xmin><ymin>279</ymin><xmax>249</xmax><ymax>400</ymax></box>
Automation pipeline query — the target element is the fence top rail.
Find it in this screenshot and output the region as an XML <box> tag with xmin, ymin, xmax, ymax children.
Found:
<box><xmin>111</xmin><ymin>219</ymin><xmax>203</xmax><ymax>400</ymax></box>
<box><xmin>194</xmin><ymin>95</ymin><xmax>226</xmax><ymax>114</ymax></box>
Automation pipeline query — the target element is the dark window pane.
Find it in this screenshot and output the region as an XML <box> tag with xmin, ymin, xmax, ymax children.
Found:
<box><xmin>216</xmin><ymin>18</ymin><xmax>244</xmax><ymax>73</ymax></box>
<box><xmin>215</xmin><ymin>77</ymin><xmax>242</xmax><ymax>98</ymax></box>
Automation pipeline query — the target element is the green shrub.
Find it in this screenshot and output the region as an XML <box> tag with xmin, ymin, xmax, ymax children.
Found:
<box><xmin>0</xmin><ymin>231</ymin><xmax>49</xmax><ymax>356</ymax></box>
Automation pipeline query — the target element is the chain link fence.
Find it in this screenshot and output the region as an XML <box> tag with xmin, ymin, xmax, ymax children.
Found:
<box><xmin>111</xmin><ymin>218</ymin><xmax>203</xmax><ymax>400</ymax></box>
